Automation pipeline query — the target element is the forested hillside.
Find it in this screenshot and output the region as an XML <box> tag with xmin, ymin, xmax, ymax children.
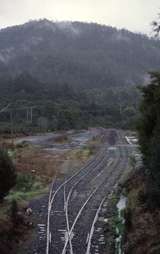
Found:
<box><xmin>0</xmin><ymin>19</ymin><xmax>160</xmax><ymax>87</ymax></box>
<box><xmin>0</xmin><ymin>19</ymin><xmax>160</xmax><ymax>131</ymax></box>
<box><xmin>0</xmin><ymin>73</ymin><xmax>140</xmax><ymax>132</ymax></box>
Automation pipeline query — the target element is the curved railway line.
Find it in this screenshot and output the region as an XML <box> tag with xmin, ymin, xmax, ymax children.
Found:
<box><xmin>45</xmin><ymin>129</ymin><xmax>133</xmax><ymax>254</ymax></box>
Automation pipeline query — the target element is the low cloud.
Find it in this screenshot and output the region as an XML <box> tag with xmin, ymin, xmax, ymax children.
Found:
<box><xmin>0</xmin><ymin>0</ymin><xmax>159</xmax><ymax>34</ymax></box>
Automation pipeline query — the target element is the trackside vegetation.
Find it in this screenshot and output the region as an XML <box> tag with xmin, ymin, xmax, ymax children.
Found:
<box><xmin>138</xmin><ymin>72</ymin><xmax>160</xmax><ymax>208</ymax></box>
<box><xmin>0</xmin><ymin>149</ymin><xmax>16</xmax><ymax>201</ymax></box>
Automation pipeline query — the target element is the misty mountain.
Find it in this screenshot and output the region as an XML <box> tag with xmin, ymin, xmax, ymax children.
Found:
<box><xmin>0</xmin><ymin>19</ymin><xmax>160</xmax><ymax>89</ymax></box>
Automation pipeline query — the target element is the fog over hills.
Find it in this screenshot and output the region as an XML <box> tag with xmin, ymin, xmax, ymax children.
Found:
<box><xmin>0</xmin><ymin>19</ymin><xmax>160</xmax><ymax>130</ymax></box>
<box><xmin>0</xmin><ymin>19</ymin><xmax>160</xmax><ymax>89</ymax></box>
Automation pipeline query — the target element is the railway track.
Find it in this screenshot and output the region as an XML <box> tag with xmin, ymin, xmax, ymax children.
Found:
<box><xmin>65</xmin><ymin>147</ymin><xmax>128</xmax><ymax>254</ymax></box>
<box><xmin>45</xmin><ymin>129</ymin><xmax>132</xmax><ymax>254</ymax></box>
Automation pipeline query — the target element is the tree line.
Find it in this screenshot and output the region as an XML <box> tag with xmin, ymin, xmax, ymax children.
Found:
<box><xmin>0</xmin><ymin>73</ymin><xmax>140</xmax><ymax>133</ymax></box>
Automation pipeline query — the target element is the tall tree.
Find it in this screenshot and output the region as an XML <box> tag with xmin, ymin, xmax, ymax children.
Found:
<box><xmin>138</xmin><ymin>72</ymin><xmax>160</xmax><ymax>207</ymax></box>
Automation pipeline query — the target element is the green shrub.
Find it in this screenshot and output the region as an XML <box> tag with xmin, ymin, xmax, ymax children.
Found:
<box><xmin>15</xmin><ymin>173</ymin><xmax>35</xmax><ymax>192</ymax></box>
<box><xmin>0</xmin><ymin>149</ymin><xmax>16</xmax><ymax>201</ymax></box>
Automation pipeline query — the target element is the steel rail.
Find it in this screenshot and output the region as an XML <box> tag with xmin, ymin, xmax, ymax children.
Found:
<box><xmin>46</xmin><ymin>133</ymin><xmax>108</xmax><ymax>254</ymax></box>
<box><xmin>85</xmin><ymin>197</ymin><xmax>106</xmax><ymax>254</ymax></box>
<box><xmin>61</xmin><ymin>145</ymin><xmax>122</xmax><ymax>254</ymax></box>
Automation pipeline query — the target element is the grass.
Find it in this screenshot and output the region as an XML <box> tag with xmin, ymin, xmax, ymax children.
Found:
<box><xmin>5</xmin><ymin>172</ymin><xmax>48</xmax><ymax>204</ymax></box>
<box><xmin>6</xmin><ymin>187</ymin><xmax>48</xmax><ymax>203</ymax></box>
<box><xmin>2</xmin><ymin>130</ymin><xmax>102</xmax><ymax>207</ymax></box>
<box><xmin>127</xmin><ymin>187</ymin><xmax>140</xmax><ymax>210</ymax></box>
<box><xmin>73</xmin><ymin>146</ymin><xmax>91</xmax><ymax>160</ymax></box>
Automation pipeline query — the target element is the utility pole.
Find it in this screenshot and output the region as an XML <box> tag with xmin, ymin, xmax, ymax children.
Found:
<box><xmin>26</xmin><ymin>108</ymin><xmax>29</xmax><ymax>122</ymax></box>
<box><xmin>30</xmin><ymin>107</ymin><xmax>33</xmax><ymax>123</ymax></box>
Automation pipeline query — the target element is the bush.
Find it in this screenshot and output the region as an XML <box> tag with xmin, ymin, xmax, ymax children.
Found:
<box><xmin>0</xmin><ymin>149</ymin><xmax>16</xmax><ymax>201</ymax></box>
<box><xmin>15</xmin><ymin>173</ymin><xmax>35</xmax><ymax>192</ymax></box>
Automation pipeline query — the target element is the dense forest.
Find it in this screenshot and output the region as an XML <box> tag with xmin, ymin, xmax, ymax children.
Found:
<box><xmin>0</xmin><ymin>20</ymin><xmax>160</xmax><ymax>87</ymax></box>
<box><xmin>0</xmin><ymin>20</ymin><xmax>160</xmax><ymax>132</ymax></box>
<box><xmin>0</xmin><ymin>73</ymin><xmax>140</xmax><ymax>132</ymax></box>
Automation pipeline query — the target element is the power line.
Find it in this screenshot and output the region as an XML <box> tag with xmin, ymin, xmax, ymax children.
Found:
<box><xmin>0</xmin><ymin>103</ymin><xmax>11</xmax><ymax>113</ymax></box>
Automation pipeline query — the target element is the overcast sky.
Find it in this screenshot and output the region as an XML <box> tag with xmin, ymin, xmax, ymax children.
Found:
<box><xmin>0</xmin><ymin>0</ymin><xmax>159</xmax><ymax>34</ymax></box>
